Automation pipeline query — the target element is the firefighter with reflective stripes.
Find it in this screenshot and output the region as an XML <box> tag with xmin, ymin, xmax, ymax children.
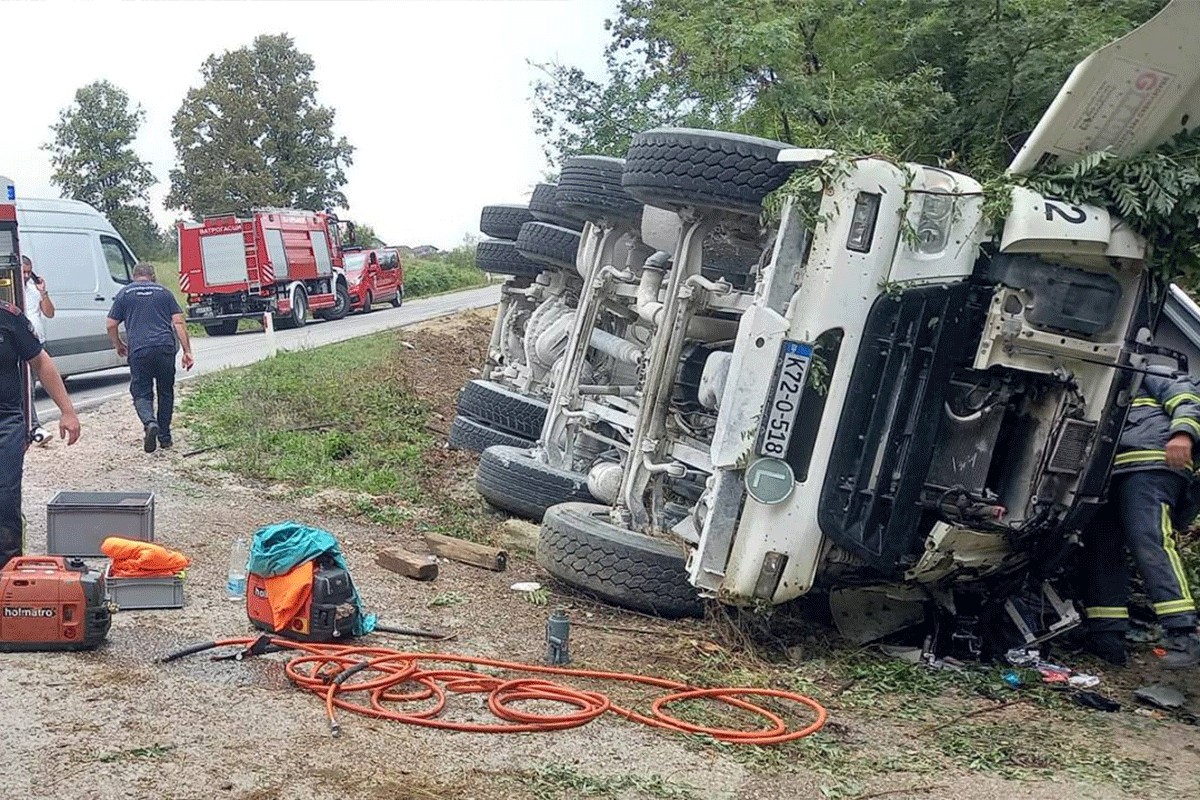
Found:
<box><xmin>1082</xmin><ymin>368</ymin><xmax>1200</xmax><ymax>667</ymax></box>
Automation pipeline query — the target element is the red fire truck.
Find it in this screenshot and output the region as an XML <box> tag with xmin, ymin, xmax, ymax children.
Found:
<box><xmin>178</xmin><ymin>209</ymin><xmax>354</xmax><ymax>335</ymax></box>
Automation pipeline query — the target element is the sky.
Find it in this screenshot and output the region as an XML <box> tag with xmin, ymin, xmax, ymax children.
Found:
<box><xmin>1</xmin><ymin>0</ymin><xmax>617</xmax><ymax>251</ymax></box>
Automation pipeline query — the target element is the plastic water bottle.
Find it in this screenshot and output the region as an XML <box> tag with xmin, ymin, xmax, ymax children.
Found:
<box><xmin>226</xmin><ymin>537</ymin><xmax>249</xmax><ymax>601</ymax></box>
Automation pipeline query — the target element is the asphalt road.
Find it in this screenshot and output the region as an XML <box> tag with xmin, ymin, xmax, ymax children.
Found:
<box><xmin>35</xmin><ymin>284</ymin><xmax>501</xmax><ymax>421</ymax></box>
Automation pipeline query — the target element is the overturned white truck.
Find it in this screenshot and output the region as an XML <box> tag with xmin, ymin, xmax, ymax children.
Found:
<box><xmin>528</xmin><ymin>0</ymin><xmax>1200</xmax><ymax>652</ymax></box>
<box><xmin>451</xmin><ymin>183</ymin><xmax>592</xmax><ymax>452</ymax></box>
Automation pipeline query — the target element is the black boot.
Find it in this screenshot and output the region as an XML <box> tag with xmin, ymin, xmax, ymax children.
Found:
<box><xmin>143</xmin><ymin>421</ymin><xmax>159</xmax><ymax>453</ymax></box>
<box><xmin>1162</xmin><ymin>630</ymin><xmax>1200</xmax><ymax>669</ymax></box>
<box><xmin>1084</xmin><ymin>631</ymin><xmax>1128</xmax><ymax>667</ymax></box>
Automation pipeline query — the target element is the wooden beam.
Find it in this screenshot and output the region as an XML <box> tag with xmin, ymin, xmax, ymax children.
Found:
<box><xmin>376</xmin><ymin>547</ymin><xmax>439</xmax><ymax>581</ymax></box>
<box><xmin>423</xmin><ymin>532</ymin><xmax>507</xmax><ymax>572</ymax></box>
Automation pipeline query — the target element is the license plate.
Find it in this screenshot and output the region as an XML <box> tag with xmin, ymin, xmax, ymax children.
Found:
<box><xmin>757</xmin><ymin>340</ymin><xmax>813</xmax><ymax>458</ymax></box>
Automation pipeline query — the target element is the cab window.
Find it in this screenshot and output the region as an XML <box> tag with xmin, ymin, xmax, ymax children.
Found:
<box><xmin>101</xmin><ymin>236</ymin><xmax>136</xmax><ymax>285</ymax></box>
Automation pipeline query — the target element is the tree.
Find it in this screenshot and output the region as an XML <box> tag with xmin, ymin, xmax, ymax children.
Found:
<box><xmin>532</xmin><ymin>0</ymin><xmax>1166</xmax><ymax>174</ymax></box>
<box><xmin>44</xmin><ymin>80</ymin><xmax>164</xmax><ymax>254</ymax></box>
<box><xmin>350</xmin><ymin>223</ymin><xmax>384</xmax><ymax>248</ymax></box>
<box><xmin>167</xmin><ymin>34</ymin><xmax>354</xmax><ymax>217</ymax></box>
<box><xmin>109</xmin><ymin>207</ymin><xmax>169</xmax><ymax>260</ymax></box>
<box><xmin>530</xmin><ymin>56</ymin><xmax>709</xmax><ymax>168</ymax></box>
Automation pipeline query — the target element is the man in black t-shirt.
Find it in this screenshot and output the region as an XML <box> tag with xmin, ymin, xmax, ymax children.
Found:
<box><xmin>0</xmin><ymin>300</ymin><xmax>81</xmax><ymax>569</ymax></box>
<box><xmin>106</xmin><ymin>262</ymin><xmax>194</xmax><ymax>453</ymax></box>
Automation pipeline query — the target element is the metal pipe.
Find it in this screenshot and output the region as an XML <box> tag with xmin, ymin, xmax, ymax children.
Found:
<box><xmin>635</xmin><ymin>266</ymin><xmax>666</xmax><ymax>326</ymax></box>
<box><xmin>577</xmin><ymin>427</ymin><xmax>631</xmax><ymax>451</ymax></box>
<box><xmin>577</xmin><ymin>384</ymin><xmax>640</xmax><ymax>397</ymax></box>
<box><xmin>642</xmin><ymin>455</ymin><xmax>687</xmax><ymax>479</ymax></box>
<box><xmin>589</xmin><ymin>329</ymin><xmax>643</xmax><ymax>365</ymax></box>
<box><xmin>595</xmin><ymin>264</ymin><xmax>635</xmax><ymax>286</ymax></box>
<box><xmin>560</xmin><ymin>407</ymin><xmax>599</xmax><ymax>423</ymax></box>
<box><xmin>685</xmin><ymin>274</ymin><xmax>732</xmax><ymax>295</ymax></box>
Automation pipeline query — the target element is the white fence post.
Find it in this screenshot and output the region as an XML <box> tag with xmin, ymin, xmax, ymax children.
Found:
<box><xmin>263</xmin><ymin>312</ymin><xmax>277</xmax><ymax>358</ymax></box>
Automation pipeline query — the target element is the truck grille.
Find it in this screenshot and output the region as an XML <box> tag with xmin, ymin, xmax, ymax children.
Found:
<box><xmin>1046</xmin><ymin>419</ymin><xmax>1096</xmax><ymax>475</ymax></box>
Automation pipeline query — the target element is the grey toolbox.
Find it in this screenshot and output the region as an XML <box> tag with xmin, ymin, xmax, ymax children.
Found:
<box><xmin>46</xmin><ymin>491</ymin><xmax>154</xmax><ymax>557</ymax></box>
<box><xmin>105</xmin><ymin>564</ymin><xmax>185</xmax><ymax>610</ymax></box>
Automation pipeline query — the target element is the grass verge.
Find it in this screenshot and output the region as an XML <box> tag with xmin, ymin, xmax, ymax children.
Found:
<box><xmin>178</xmin><ymin>311</ymin><xmax>500</xmax><ymax>544</ymax></box>
<box><xmin>178</xmin><ymin>332</ymin><xmax>432</xmax><ymax>500</ymax></box>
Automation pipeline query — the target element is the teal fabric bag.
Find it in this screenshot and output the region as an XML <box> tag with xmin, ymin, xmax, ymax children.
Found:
<box><xmin>247</xmin><ymin>520</ymin><xmax>376</xmax><ymax>636</ymax></box>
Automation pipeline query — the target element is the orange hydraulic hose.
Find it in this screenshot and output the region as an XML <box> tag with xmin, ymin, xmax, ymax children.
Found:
<box><xmin>186</xmin><ymin>637</ymin><xmax>828</xmax><ymax>745</ymax></box>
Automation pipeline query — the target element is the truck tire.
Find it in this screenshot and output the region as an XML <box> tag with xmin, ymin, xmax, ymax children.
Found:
<box><xmin>515</xmin><ymin>222</ymin><xmax>581</xmax><ymax>271</ymax></box>
<box><xmin>528</xmin><ymin>183</ymin><xmax>584</xmax><ymax>231</ymax></box>
<box><xmin>475</xmin><ymin>446</ymin><xmax>594</xmax><ymax>521</ymax></box>
<box><xmin>391</xmin><ymin>287</ymin><xmax>403</xmax><ymax>308</ymax></box>
<box><xmin>538</xmin><ymin>503</ymin><xmax>704</xmax><ymax>618</ymax></box>
<box><xmin>276</xmin><ymin>288</ymin><xmax>308</xmax><ymax>330</ymax></box>
<box><xmin>456</xmin><ymin>379</ymin><xmax>547</xmax><ymax>440</ymax></box>
<box><xmin>622</xmin><ymin>128</ymin><xmax>795</xmax><ymax>215</ymax></box>
<box><xmin>555</xmin><ymin>156</ymin><xmax>643</xmax><ymax>226</ymax></box>
<box><xmin>476</xmin><ymin>239</ymin><xmax>544</xmax><ymax>278</ymax></box>
<box><xmin>203</xmin><ymin>320</ymin><xmax>239</xmax><ymax>337</ymax></box>
<box><xmin>480</xmin><ymin>204</ymin><xmax>536</xmax><ymax>240</ymax></box>
<box><xmin>448</xmin><ymin>416</ymin><xmax>535</xmax><ymax>453</ymax></box>
<box><xmin>317</xmin><ymin>282</ymin><xmax>351</xmax><ymax>321</ymax></box>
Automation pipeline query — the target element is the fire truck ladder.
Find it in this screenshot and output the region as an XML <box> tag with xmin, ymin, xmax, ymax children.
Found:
<box><xmin>243</xmin><ymin>226</ymin><xmax>262</xmax><ymax>294</ymax></box>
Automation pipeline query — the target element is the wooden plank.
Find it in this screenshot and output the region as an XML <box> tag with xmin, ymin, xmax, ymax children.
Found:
<box><xmin>376</xmin><ymin>547</ymin><xmax>439</xmax><ymax>581</ymax></box>
<box><xmin>423</xmin><ymin>532</ymin><xmax>507</xmax><ymax>572</ymax></box>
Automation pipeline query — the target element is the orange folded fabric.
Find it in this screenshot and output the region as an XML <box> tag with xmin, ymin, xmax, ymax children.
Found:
<box><xmin>101</xmin><ymin>537</ymin><xmax>191</xmax><ymax>578</ymax></box>
<box><xmin>263</xmin><ymin>560</ymin><xmax>314</xmax><ymax>631</ymax></box>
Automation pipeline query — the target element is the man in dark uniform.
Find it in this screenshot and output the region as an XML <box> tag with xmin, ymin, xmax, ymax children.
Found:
<box><xmin>106</xmin><ymin>262</ymin><xmax>194</xmax><ymax>453</ymax></box>
<box><xmin>1082</xmin><ymin>367</ymin><xmax>1200</xmax><ymax>668</ymax></box>
<box><xmin>0</xmin><ymin>300</ymin><xmax>81</xmax><ymax>569</ymax></box>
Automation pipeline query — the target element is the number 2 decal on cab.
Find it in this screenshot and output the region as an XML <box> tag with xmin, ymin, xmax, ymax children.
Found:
<box><xmin>1043</xmin><ymin>200</ymin><xmax>1087</xmax><ymax>224</ymax></box>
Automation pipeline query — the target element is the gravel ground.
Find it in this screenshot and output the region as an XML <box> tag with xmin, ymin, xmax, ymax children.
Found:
<box><xmin>5</xmin><ymin>313</ymin><xmax>1199</xmax><ymax>800</ymax></box>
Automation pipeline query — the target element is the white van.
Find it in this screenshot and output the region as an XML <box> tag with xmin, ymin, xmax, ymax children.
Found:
<box><xmin>16</xmin><ymin>197</ymin><xmax>138</xmax><ymax>377</ymax></box>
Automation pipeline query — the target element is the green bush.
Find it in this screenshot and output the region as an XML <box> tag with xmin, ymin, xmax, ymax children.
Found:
<box><xmin>404</xmin><ymin>253</ymin><xmax>488</xmax><ymax>298</ymax></box>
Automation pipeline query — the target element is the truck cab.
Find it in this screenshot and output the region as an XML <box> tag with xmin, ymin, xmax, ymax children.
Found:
<box><xmin>686</xmin><ymin>158</ymin><xmax>1146</xmax><ymax>637</ymax></box>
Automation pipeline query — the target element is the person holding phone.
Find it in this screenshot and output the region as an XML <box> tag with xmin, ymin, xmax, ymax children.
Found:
<box><xmin>21</xmin><ymin>256</ymin><xmax>54</xmax><ymax>337</ymax></box>
<box><xmin>21</xmin><ymin>256</ymin><xmax>53</xmax><ymax>445</ymax></box>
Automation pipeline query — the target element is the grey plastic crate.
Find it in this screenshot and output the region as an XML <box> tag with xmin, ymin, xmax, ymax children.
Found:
<box><xmin>47</xmin><ymin>491</ymin><xmax>154</xmax><ymax>557</ymax></box>
<box><xmin>106</xmin><ymin>566</ymin><xmax>185</xmax><ymax>610</ymax></box>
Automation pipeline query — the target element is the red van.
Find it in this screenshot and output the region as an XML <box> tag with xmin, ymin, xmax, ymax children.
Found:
<box><xmin>343</xmin><ymin>247</ymin><xmax>403</xmax><ymax>312</ymax></box>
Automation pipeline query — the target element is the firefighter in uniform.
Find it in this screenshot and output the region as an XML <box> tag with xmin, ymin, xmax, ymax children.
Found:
<box><xmin>0</xmin><ymin>300</ymin><xmax>80</xmax><ymax>569</ymax></box>
<box><xmin>1082</xmin><ymin>367</ymin><xmax>1200</xmax><ymax>667</ymax></box>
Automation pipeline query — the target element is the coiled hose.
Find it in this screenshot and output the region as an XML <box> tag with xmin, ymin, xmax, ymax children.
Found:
<box><xmin>163</xmin><ymin>636</ymin><xmax>827</xmax><ymax>744</ymax></box>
